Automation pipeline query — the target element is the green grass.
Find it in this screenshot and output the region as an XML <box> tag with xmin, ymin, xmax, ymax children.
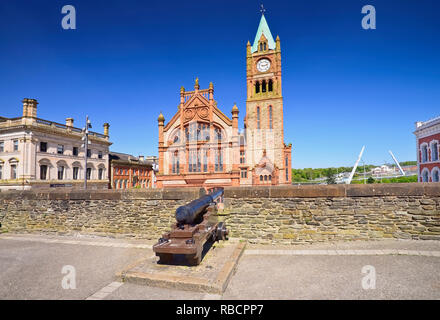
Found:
<box><xmin>351</xmin><ymin>175</ymin><xmax>418</xmax><ymax>184</ymax></box>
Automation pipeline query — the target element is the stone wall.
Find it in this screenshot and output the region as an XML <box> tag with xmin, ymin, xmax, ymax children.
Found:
<box><xmin>0</xmin><ymin>184</ymin><xmax>439</xmax><ymax>244</ymax></box>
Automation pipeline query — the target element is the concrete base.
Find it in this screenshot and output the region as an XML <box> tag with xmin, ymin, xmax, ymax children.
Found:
<box><xmin>116</xmin><ymin>241</ymin><xmax>246</xmax><ymax>294</ymax></box>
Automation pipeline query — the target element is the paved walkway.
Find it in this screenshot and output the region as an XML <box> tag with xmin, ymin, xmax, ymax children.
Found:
<box><xmin>0</xmin><ymin>233</ymin><xmax>439</xmax><ymax>299</ymax></box>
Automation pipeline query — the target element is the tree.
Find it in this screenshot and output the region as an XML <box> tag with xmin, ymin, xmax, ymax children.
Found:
<box><xmin>367</xmin><ymin>177</ymin><xmax>375</xmax><ymax>184</ymax></box>
<box><xmin>325</xmin><ymin>168</ymin><xmax>337</xmax><ymax>185</ymax></box>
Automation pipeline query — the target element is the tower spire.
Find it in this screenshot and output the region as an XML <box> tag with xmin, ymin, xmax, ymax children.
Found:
<box><xmin>260</xmin><ymin>3</ymin><xmax>266</xmax><ymax>15</ymax></box>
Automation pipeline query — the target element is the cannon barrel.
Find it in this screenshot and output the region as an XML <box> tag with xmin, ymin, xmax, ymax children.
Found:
<box><xmin>175</xmin><ymin>189</ymin><xmax>223</xmax><ymax>225</ymax></box>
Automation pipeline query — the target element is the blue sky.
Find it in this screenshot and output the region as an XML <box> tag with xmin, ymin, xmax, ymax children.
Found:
<box><xmin>0</xmin><ymin>0</ymin><xmax>439</xmax><ymax>168</ymax></box>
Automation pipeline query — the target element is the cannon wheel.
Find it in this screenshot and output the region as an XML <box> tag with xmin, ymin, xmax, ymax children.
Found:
<box><xmin>185</xmin><ymin>254</ymin><xmax>201</xmax><ymax>266</ymax></box>
<box><xmin>157</xmin><ymin>253</ymin><xmax>173</xmax><ymax>264</ymax></box>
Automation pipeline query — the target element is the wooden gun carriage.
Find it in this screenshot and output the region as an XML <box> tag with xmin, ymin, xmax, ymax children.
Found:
<box><xmin>153</xmin><ymin>188</ymin><xmax>228</xmax><ymax>266</ymax></box>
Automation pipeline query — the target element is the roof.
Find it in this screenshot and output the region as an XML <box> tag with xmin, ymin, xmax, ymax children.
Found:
<box><xmin>415</xmin><ymin>115</ymin><xmax>440</xmax><ymax>132</ymax></box>
<box><xmin>251</xmin><ymin>14</ymin><xmax>276</xmax><ymax>53</ymax></box>
<box><xmin>109</xmin><ymin>152</ymin><xmax>154</xmax><ymax>167</ymax></box>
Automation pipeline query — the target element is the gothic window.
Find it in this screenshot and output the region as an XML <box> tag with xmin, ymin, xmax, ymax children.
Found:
<box><xmin>214</xmin><ymin>149</ymin><xmax>223</xmax><ymax>172</ymax></box>
<box><xmin>203</xmin><ymin>149</ymin><xmax>208</xmax><ymax>172</ymax></box>
<box><xmin>431</xmin><ymin>141</ymin><xmax>438</xmax><ymax>161</ymax></box>
<box><xmin>197</xmin><ymin>149</ymin><xmax>201</xmax><ymax>172</ymax></box>
<box><xmin>260</xmin><ymin>42</ymin><xmax>263</xmax><ymax>51</ymax></box>
<box><xmin>257</xmin><ymin>107</ymin><xmax>260</xmax><ymax>129</ymax></box>
<box><xmin>263</xmin><ymin>42</ymin><xmax>267</xmax><ymax>50</ymax></box>
<box><xmin>268</xmin><ymin>79</ymin><xmax>273</xmax><ymax>92</ymax></box>
<box><xmin>432</xmin><ymin>168</ymin><xmax>440</xmax><ymax>182</ymax></box>
<box><xmin>286</xmin><ymin>168</ymin><xmax>289</xmax><ymax>181</ymax></box>
<box><xmin>172</xmin><ymin>151</ymin><xmax>179</xmax><ymax>174</ymax></box>
<box><xmin>269</xmin><ymin>106</ymin><xmax>273</xmax><ymax>129</ymax></box>
<box><xmin>421</xmin><ymin>144</ymin><xmax>428</xmax><ymax>163</ymax></box>
<box><xmin>422</xmin><ymin>169</ymin><xmax>429</xmax><ymax>182</ymax></box>
<box><xmin>255</xmin><ymin>81</ymin><xmax>260</xmax><ymax>94</ymax></box>
<box><xmin>214</xmin><ymin>127</ymin><xmax>222</xmax><ymax>142</ymax></box>
<box><xmin>262</xmin><ymin>80</ymin><xmax>267</xmax><ymax>92</ymax></box>
<box><xmin>240</xmin><ymin>151</ymin><xmax>245</xmax><ymax>164</ymax></box>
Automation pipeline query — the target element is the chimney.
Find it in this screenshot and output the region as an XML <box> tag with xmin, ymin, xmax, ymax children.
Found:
<box><xmin>66</xmin><ymin>118</ymin><xmax>74</xmax><ymax>127</ymax></box>
<box><xmin>22</xmin><ymin>98</ymin><xmax>38</xmax><ymax>118</ymax></box>
<box><xmin>103</xmin><ymin>123</ymin><xmax>110</xmax><ymax>136</ymax></box>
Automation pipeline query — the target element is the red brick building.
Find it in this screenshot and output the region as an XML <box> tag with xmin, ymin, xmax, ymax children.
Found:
<box><xmin>414</xmin><ymin>116</ymin><xmax>440</xmax><ymax>182</ymax></box>
<box><xmin>109</xmin><ymin>153</ymin><xmax>157</xmax><ymax>189</ymax></box>
<box><xmin>156</xmin><ymin>13</ymin><xmax>292</xmax><ymax>188</ymax></box>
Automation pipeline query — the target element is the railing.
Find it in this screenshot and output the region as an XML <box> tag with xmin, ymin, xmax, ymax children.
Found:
<box><xmin>184</xmin><ymin>89</ymin><xmax>211</xmax><ymax>103</ymax></box>
<box><xmin>35</xmin><ymin>118</ymin><xmax>107</xmax><ymax>139</ymax></box>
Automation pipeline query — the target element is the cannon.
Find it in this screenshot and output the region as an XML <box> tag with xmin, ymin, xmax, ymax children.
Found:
<box><xmin>153</xmin><ymin>188</ymin><xmax>229</xmax><ymax>266</ymax></box>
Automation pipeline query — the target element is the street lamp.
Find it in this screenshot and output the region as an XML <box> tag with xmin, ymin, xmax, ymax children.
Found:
<box><xmin>81</xmin><ymin>116</ymin><xmax>92</xmax><ymax>189</ymax></box>
<box><xmin>361</xmin><ymin>160</ymin><xmax>366</xmax><ymax>184</ymax></box>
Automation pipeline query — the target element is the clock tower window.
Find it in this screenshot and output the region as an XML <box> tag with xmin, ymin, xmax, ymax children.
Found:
<box><xmin>262</xmin><ymin>80</ymin><xmax>267</xmax><ymax>93</ymax></box>
<box><xmin>255</xmin><ymin>81</ymin><xmax>260</xmax><ymax>93</ymax></box>
<box><xmin>268</xmin><ymin>79</ymin><xmax>273</xmax><ymax>92</ymax></box>
<box><xmin>257</xmin><ymin>106</ymin><xmax>261</xmax><ymax>129</ymax></box>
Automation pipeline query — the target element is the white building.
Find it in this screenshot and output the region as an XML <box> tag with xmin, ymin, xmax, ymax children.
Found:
<box><xmin>0</xmin><ymin>98</ymin><xmax>112</xmax><ymax>190</ymax></box>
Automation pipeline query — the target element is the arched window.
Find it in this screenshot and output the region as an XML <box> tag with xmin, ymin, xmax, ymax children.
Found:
<box><xmin>262</xmin><ymin>80</ymin><xmax>267</xmax><ymax>93</ymax></box>
<box><xmin>421</xmin><ymin>144</ymin><xmax>428</xmax><ymax>163</ymax></box>
<box><xmin>255</xmin><ymin>81</ymin><xmax>260</xmax><ymax>94</ymax></box>
<box><xmin>264</xmin><ymin>175</ymin><xmax>267</xmax><ymax>181</ymax></box>
<box><xmin>432</xmin><ymin>168</ymin><xmax>440</xmax><ymax>182</ymax></box>
<box><xmin>214</xmin><ymin>148</ymin><xmax>223</xmax><ymax>172</ymax></box>
<box><xmin>172</xmin><ymin>151</ymin><xmax>179</xmax><ymax>174</ymax></box>
<box><xmin>203</xmin><ymin>148</ymin><xmax>208</xmax><ymax>172</ymax></box>
<box><xmin>40</xmin><ymin>165</ymin><xmax>48</xmax><ymax>180</ymax></box>
<box><xmin>257</xmin><ymin>107</ymin><xmax>260</xmax><ymax>129</ymax></box>
<box><xmin>269</xmin><ymin>175</ymin><xmax>272</xmax><ymax>181</ymax></box>
<box><xmin>98</xmin><ymin>168</ymin><xmax>104</xmax><ymax>180</ymax></box>
<box><xmin>268</xmin><ymin>79</ymin><xmax>273</xmax><ymax>92</ymax></box>
<box><xmin>263</xmin><ymin>42</ymin><xmax>267</xmax><ymax>51</ymax></box>
<box><xmin>422</xmin><ymin>169</ymin><xmax>429</xmax><ymax>182</ymax></box>
<box><xmin>431</xmin><ymin>141</ymin><xmax>439</xmax><ymax>161</ymax></box>
<box><xmin>269</xmin><ymin>106</ymin><xmax>273</xmax><ymax>129</ymax></box>
<box><xmin>260</xmin><ymin>42</ymin><xmax>263</xmax><ymax>51</ymax></box>
<box><xmin>215</xmin><ymin>127</ymin><xmax>222</xmax><ymax>142</ymax></box>
<box><xmin>260</xmin><ymin>175</ymin><xmax>263</xmax><ymax>181</ymax></box>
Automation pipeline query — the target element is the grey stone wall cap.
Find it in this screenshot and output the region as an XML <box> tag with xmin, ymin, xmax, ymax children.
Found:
<box><xmin>0</xmin><ymin>183</ymin><xmax>438</xmax><ymax>200</ymax></box>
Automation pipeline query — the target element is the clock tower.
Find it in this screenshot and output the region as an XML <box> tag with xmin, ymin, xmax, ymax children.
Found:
<box><xmin>245</xmin><ymin>13</ymin><xmax>291</xmax><ymax>185</ymax></box>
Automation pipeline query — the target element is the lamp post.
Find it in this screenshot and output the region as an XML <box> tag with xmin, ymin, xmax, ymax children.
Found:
<box><xmin>82</xmin><ymin>116</ymin><xmax>92</xmax><ymax>189</ymax></box>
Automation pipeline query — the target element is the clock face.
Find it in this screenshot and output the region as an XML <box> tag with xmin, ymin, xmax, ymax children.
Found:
<box><xmin>257</xmin><ymin>59</ymin><xmax>271</xmax><ymax>72</ymax></box>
